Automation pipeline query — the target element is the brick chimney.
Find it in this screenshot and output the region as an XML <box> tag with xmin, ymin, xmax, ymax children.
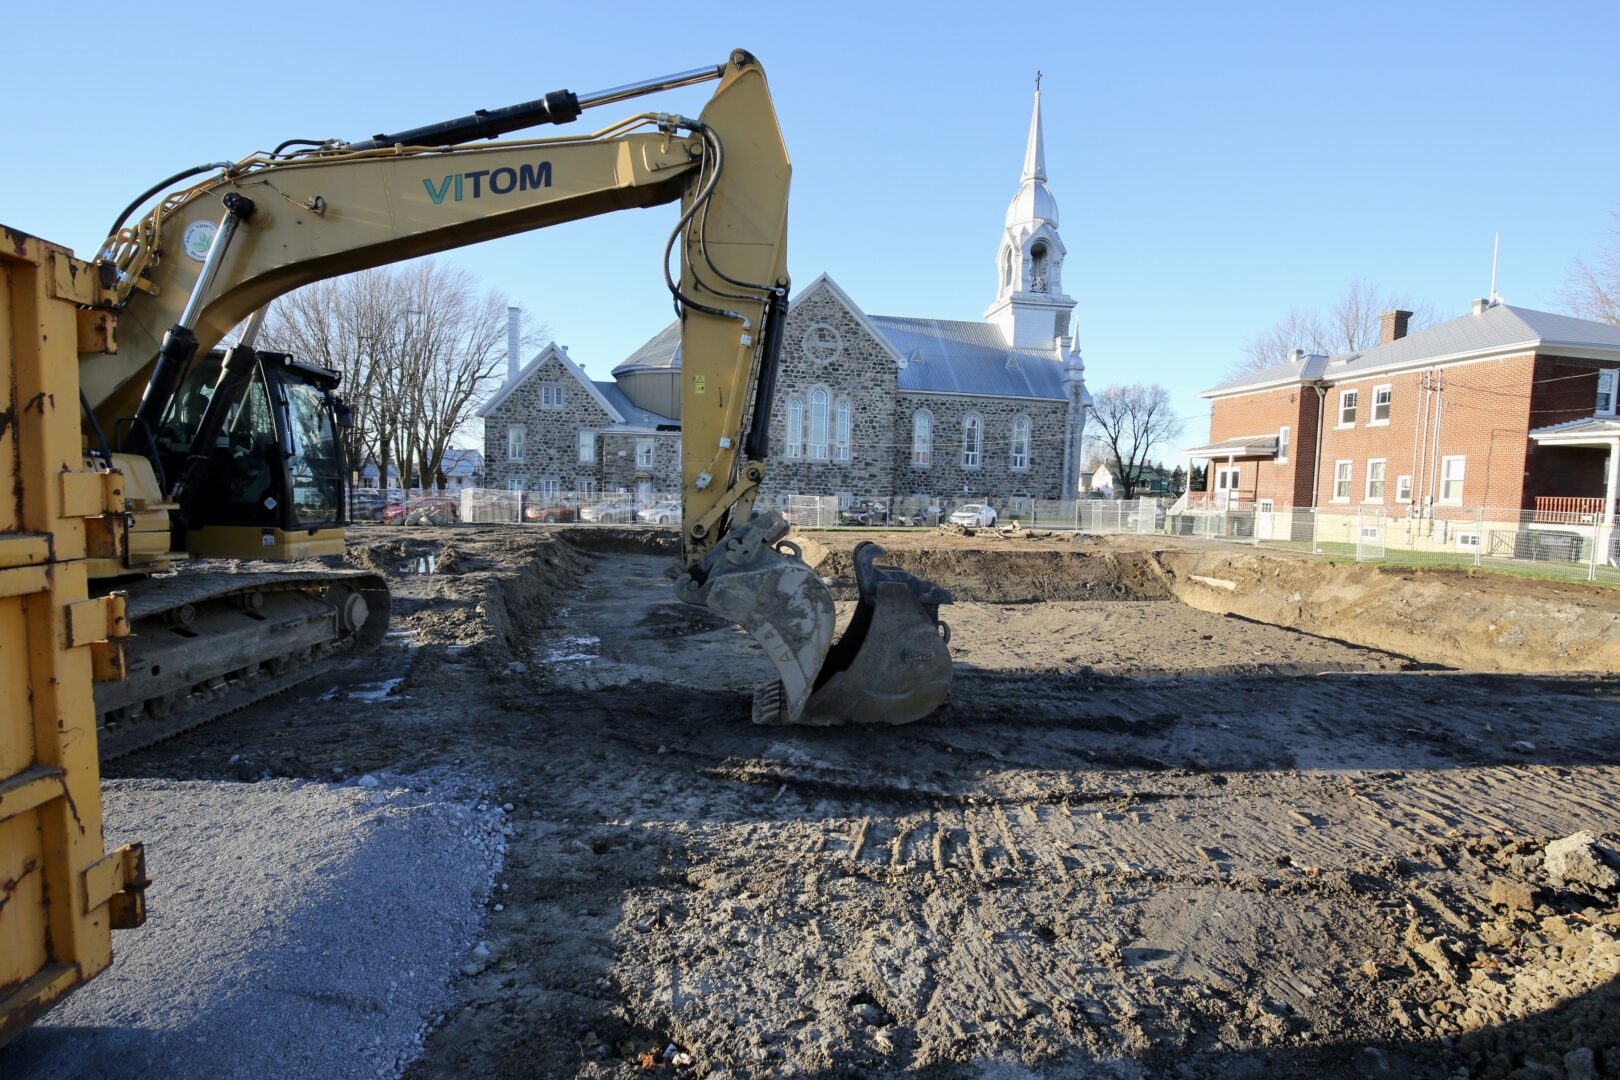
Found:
<box><xmin>1378</xmin><ymin>309</ymin><xmax>1412</xmax><ymax>344</ymax></box>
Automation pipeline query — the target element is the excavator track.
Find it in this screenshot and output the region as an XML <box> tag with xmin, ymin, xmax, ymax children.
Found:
<box><xmin>94</xmin><ymin>568</ymin><xmax>391</xmax><ymax>761</ymax></box>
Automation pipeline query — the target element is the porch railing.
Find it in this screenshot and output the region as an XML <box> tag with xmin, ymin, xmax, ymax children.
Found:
<box><xmin>1532</xmin><ymin>496</ymin><xmax>1614</xmax><ymax>523</ymax></box>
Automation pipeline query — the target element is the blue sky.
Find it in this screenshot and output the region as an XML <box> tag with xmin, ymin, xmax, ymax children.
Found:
<box><xmin>6</xmin><ymin>0</ymin><xmax>1617</xmax><ymax>451</ymax></box>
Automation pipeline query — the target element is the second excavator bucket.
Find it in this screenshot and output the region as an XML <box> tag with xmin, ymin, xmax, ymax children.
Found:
<box><xmin>676</xmin><ymin>514</ymin><xmax>953</xmax><ymax>726</ymax></box>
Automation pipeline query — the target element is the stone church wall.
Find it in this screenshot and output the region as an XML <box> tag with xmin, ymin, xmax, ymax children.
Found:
<box><xmin>891</xmin><ymin>392</ymin><xmax>1067</xmax><ymax>505</ymax></box>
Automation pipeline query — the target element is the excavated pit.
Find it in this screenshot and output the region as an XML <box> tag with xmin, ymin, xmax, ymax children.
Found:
<box><xmin>68</xmin><ymin>525</ymin><xmax>1620</xmax><ymax>1080</ymax></box>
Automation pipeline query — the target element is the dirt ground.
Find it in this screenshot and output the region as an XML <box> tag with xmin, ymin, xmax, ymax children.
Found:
<box><xmin>103</xmin><ymin>526</ymin><xmax>1620</xmax><ymax>1079</ymax></box>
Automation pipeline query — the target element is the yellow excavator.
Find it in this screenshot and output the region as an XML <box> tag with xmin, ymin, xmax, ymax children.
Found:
<box><xmin>74</xmin><ymin>47</ymin><xmax>953</xmax><ymax>745</ymax></box>
<box><xmin>1</xmin><ymin>49</ymin><xmax>953</xmax><ymax>1044</ymax></box>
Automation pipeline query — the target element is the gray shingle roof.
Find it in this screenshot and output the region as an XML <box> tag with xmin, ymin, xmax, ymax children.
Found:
<box><xmin>1207</xmin><ymin>305</ymin><xmax>1620</xmax><ymax>397</ymax></box>
<box><xmin>1528</xmin><ymin>416</ymin><xmax>1620</xmax><ymax>440</ymax></box>
<box><xmin>610</xmin><ymin>321</ymin><xmax>681</xmax><ymax>375</ymax></box>
<box><xmin>869</xmin><ymin>316</ymin><xmax>1068</xmax><ymax>400</ymax></box>
<box><xmin>593</xmin><ymin>381</ymin><xmax>677</xmax><ymax>431</ymax></box>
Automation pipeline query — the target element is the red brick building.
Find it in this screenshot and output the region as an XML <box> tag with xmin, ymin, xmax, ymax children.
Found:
<box><xmin>1184</xmin><ymin>302</ymin><xmax>1620</xmax><ymax>528</ymax></box>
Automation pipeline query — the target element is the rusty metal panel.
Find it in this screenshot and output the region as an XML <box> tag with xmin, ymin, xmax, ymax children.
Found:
<box><xmin>0</xmin><ymin>226</ymin><xmax>146</xmax><ymax>1048</ymax></box>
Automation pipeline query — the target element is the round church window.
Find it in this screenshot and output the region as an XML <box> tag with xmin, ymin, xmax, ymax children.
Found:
<box><xmin>802</xmin><ymin>323</ymin><xmax>842</xmax><ymax>365</ymax></box>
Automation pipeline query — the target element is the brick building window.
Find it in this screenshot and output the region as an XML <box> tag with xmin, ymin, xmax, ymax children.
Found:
<box><xmin>1365</xmin><ymin>459</ymin><xmax>1386</xmax><ymax>501</ymax></box>
<box><xmin>962</xmin><ymin>414</ymin><xmax>983</xmax><ymax>469</ymax></box>
<box><xmin>911</xmin><ymin>411</ymin><xmax>932</xmax><ymax>467</ymax></box>
<box><xmin>1599</xmin><ymin>370</ymin><xmax>1617</xmax><ymax>415</ymax></box>
<box><xmin>1337</xmin><ymin>390</ymin><xmax>1358</xmax><ymax>427</ymax></box>
<box><xmin>1370</xmin><ymin>385</ymin><xmax>1392</xmax><ymax>425</ymax></box>
<box><xmin>1396</xmin><ymin>474</ymin><xmax>1413</xmax><ymax>503</ymax></box>
<box><xmin>785</xmin><ymin>398</ymin><xmax>803</xmax><ymax>459</ymax></box>
<box><xmin>577</xmin><ymin>430</ymin><xmax>596</xmax><ymax>464</ymax></box>
<box><xmin>507</xmin><ymin>425</ymin><xmax>526</xmax><ymax>462</ymax></box>
<box><xmin>1011</xmin><ymin>417</ymin><xmax>1031</xmax><ymax>471</ymax></box>
<box><xmin>1440</xmin><ymin>456</ymin><xmax>1466</xmax><ymax>505</ymax></box>
<box><xmin>636</xmin><ymin>438</ymin><xmax>654</xmax><ymax>469</ymax></box>
<box><xmin>1277</xmin><ymin>425</ymin><xmax>1289</xmax><ymax>464</ymax></box>
<box><xmin>1332</xmin><ymin>460</ymin><xmax>1352</xmax><ymax>501</ymax></box>
<box><xmin>809</xmin><ymin>390</ymin><xmax>829</xmax><ymax>460</ymax></box>
<box><xmin>833</xmin><ymin>398</ymin><xmax>852</xmax><ymax>462</ymax></box>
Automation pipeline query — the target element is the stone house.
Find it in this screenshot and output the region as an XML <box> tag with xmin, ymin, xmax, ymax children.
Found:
<box><xmin>479</xmin><ymin>84</ymin><xmax>1093</xmax><ymax>510</ymax></box>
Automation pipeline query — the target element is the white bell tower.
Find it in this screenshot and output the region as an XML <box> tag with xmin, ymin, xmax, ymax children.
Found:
<box><xmin>985</xmin><ymin>74</ymin><xmax>1077</xmax><ymax>351</ymax></box>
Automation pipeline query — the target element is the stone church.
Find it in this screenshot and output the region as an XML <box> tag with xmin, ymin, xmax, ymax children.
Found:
<box><xmin>480</xmin><ymin>86</ymin><xmax>1092</xmax><ymax>508</ymax></box>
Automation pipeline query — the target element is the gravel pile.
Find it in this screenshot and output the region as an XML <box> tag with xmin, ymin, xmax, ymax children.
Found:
<box><xmin>5</xmin><ymin>771</ymin><xmax>508</xmax><ymax>1080</ymax></box>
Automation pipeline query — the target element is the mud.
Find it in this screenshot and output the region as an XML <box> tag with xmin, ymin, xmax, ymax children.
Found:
<box><xmin>94</xmin><ymin>526</ymin><xmax>1620</xmax><ymax>1079</ymax></box>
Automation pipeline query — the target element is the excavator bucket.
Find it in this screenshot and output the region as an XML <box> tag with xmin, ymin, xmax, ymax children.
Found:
<box><xmin>677</xmin><ymin>515</ymin><xmax>953</xmax><ymax>726</ymax></box>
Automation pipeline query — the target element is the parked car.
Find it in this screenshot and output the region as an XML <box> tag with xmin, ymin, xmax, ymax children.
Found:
<box><xmin>837</xmin><ymin>499</ymin><xmax>889</xmax><ymax>527</ymax></box>
<box><xmin>579</xmin><ymin>497</ymin><xmax>638</xmax><ymax>524</ymax></box>
<box><xmin>381</xmin><ymin>494</ymin><xmax>459</xmax><ymax>526</ymax></box>
<box><xmin>348</xmin><ymin>489</ymin><xmax>386</xmax><ymax>521</ymax></box>
<box><xmin>526</xmin><ymin>501</ymin><xmax>579</xmax><ymax>523</ymax></box>
<box><xmin>636</xmin><ymin>499</ymin><xmax>681</xmax><ymax>525</ymax></box>
<box><xmin>899</xmin><ymin>503</ymin><xmax>943</xmax><ymax>526</ymax></box>
<box><xmin>948</xmin><ymin>502</ymin><xmax>998</xmax><ymax>528</ymax></box>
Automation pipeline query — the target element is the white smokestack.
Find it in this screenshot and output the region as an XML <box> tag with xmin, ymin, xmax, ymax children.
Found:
<box><xmin>506</xmin><ymin>307</ymin><xmax>522</xmax><ymax>383</ymax></box>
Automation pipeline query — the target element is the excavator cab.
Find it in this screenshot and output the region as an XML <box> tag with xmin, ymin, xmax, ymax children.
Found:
<box><xmin>150</xmin><ymin>349</ymin><xmax>348</xmax><ymax>559</ymax></box>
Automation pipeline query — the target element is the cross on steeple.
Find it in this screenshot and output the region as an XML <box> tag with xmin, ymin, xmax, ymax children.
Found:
<box><xmin>1035</xmin><ymin>70</ymin><xmax>1042</xmax><ymax>93</ymax></box>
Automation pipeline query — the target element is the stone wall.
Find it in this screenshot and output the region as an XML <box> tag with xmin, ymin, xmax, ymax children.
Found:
<box><xmin>757</xmin><ymin>282</ymin><xmax>899</xmax><ymax>501</ymax></box>
<box><xmin>601</xmin><ymin>432</ymin><xmax>681</xmax><ymax>493</ymax></box>
<box><xmin>482</xmin><ymin>354</ymin><xmax>615</xmax><ymax>491</ymax></box>
<box><xmin>891</xmin><ymin>392</ymin><xmax>1067</xmax><ymax>505</ymax></box>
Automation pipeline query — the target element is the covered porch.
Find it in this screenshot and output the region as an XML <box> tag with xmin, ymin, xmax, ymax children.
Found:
<box><xmin>1176</xmin><ymin>434</ymin><xmax>1279</xmax><ymax>511</ymax></box>
<box><xmin>1528</xmin><ymin>417</ymin><xmax>1620</xmax><ymax>526</ymax></box>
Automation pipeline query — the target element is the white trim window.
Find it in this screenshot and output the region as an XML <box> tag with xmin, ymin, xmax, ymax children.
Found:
<box><xmin>1364</xmin><ymin>458</ymin><xmax>1386</xmax><ymax>501</ymax></box>
<box><xmin>809</xmin><ymin>389</ymin><xmax>829</xmax><ymax>460</ymax></box>
<box><xmin>536</xmin><ymin>478</ymin><xmax>558</xmax><ymax>498</ymax></box>
<box><xmin>1440</xmin><ymin>455</ymin><xmax>1466</xmax><ymax>505</ymax></box>
<box><xmin>540</xmin><ymin>383</ymin><xmax>566</xmax><ymax>409</ymax></box>
<box><xmin>1370</xmin><ymin>384</ymin><xmax>1392</xmax><ymax>425</ymax></box>
<box><xmin>962</xmin><ymin>414</ymin><xmax>983</xmax><ymax>469</ymax></box>
<box><xmin>577</xmin><ymin>429</ymin><xmax>596</xmax><ymax>464</ymax></box>
<box><xmin>1599</xmin><ymin>369</ymin><xmax>1617</xmax><ymax>415</ymax></box>
<box><xmin>911</xmin><ymin>411</ymin><xmax>932</xmax><ymax>467</ymax></box>
<box><xmin>833</xmin><ymin>398</ymin><xmax>852</xmax><ymax>462</ymax></box>
<box><xmin>1395</xmin><ymin>474</ymin><xmax>1413</xmax><ymax>503</ymax></box>
<box><xmin>1332</xmin><ymin>460</ymin><xmax>1352</xmax><ymax>501</ymax></box>
<box><xmin>578</xmin><ymin>477</ymin><xmax>597</xmax><ymax>498</ymax></box>
<box><xmin>1338</xmin><ymin>389</ymin><xmax>1358</xmax><ymax>427</ymax></box>
<box><xmin>635</xmin><ymin>438</ymin><xmax>655</xmax><ymax>469</ymax></box>
<box><xmin>1456</xmin><ymin>530</ymin><xmax>1481</xmax><ymax>551</ymax></box>
<box><xmin>1277</xmin><ymin>424</ymin><xmax>1289</xmax><ymax>464</ymax></box>
<box><xmin>785</xmin><ymin>397</ymin><xmax>803</xmax><ymax>459</ymax></box>
<box><xmin>506</xmin><ymin>425</ymin><xmax>526</xmax><ymax>462</ymax></box>
<box><xmin>1010</xmin><ymin>416</ymin><xmax>1031</xmax><ymax>471</ymax></box>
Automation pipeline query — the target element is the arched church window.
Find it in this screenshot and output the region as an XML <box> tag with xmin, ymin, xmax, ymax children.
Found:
<box><xmin>963</xmin><ymin>414</ymin><xmax>983</xmax><ymax>468</ymax></box>
<box><xmin>785</xmin><ymin>397</ymin><xmax>803</xmax><ymax>459</ymax></box>
<box><xmin>834</xmin><ymin>398</ymin><xmax>852</xmax><ymax>462</ymax></box>
<box><xmin>1011</xmin><ymin>417</ymin><xmax>1031</xmax><ymax>470</ymax></box>
<box><xmin>911</xmin><ymin>411</ymin><xmax>932</xmax><ymax>466</ymax></box>
<box><xmin>809</xmin><ymin>390</ymin><xmax>829</xmax><ymax>460</ymax></box>
<box><xmin>1030</xmin><ymin>243</ymin><xmax>1049</xmax><ymax>294</ymax></box>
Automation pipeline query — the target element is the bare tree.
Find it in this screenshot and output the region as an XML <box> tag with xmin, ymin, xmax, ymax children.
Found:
<box><xmin>1233</xmin><ymin>280</ymin><xmax>1436</xmax><ymax>375</ymax></box>
<box><xmin>1562</xmin><ymin>211</ymin><xmax>1620</xmax><ymax>326</ymax></box>
<box><xmin>1086</xmin><ymin>384</ymin><xmax>1184</xmax><ymax>499</ymax></box>
<box><xmin>260</xmin><ymin>259</ymin><xmax>544</xmax><ymax>493</ymax></box>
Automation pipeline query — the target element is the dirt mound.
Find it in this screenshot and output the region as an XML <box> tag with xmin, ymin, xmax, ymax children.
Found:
<box><xmin>1155</xmin><ymin>548</ymin><xmax>1620</xmax><ymax>673</ymax></box>
<box><xmin>810</xmin><ymin>544</ymin><xmax>1173</xmax><ymax>603</ymax></box>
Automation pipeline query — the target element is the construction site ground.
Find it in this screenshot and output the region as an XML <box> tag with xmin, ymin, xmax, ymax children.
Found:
<box><xmin>10</xmin><ymin>525</ymin><xmax>1620</xmax><ymax>1079</ymax></box>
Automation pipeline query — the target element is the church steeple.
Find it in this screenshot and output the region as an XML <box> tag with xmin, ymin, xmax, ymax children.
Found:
<box><xmin>986</xmin><ymin>75</ymin><xmax>1075</xmax><ymax>351</ymax></box>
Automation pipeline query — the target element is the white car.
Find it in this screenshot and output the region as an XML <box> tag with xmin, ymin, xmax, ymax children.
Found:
<box><xmin>949</xmin><ymin>502</ymin><xmax>997</xmax><ymax>528</ymax></box>
<box><xmin>636</xmin><ymin>499</ymin><xmax>681</xmax><ymax>525</ymax></box>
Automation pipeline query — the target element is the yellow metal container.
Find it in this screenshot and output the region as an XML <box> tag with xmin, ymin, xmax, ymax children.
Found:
<box><xmin>0</xmin><ymin>225</ymin><xmax>147</xmax><ymax>1047</ymax></box>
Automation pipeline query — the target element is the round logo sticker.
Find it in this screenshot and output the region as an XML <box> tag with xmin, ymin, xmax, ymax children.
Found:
<box><xmin>182</xmin><ymin>219</ymin><xmax>218</xmax><ymax>262</ymax></box>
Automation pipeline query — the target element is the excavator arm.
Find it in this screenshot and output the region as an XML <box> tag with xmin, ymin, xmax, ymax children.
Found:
<box><xmin>84</xmin><ymin>49</ymin><xmax>952</xmax><ymax>726</ymax></box>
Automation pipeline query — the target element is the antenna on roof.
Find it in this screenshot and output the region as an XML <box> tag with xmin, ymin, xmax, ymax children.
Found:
<box><xmin>1489</xmin><ymin>231</ymin><xmax>1501</xmax><ymax>305</ymax></box>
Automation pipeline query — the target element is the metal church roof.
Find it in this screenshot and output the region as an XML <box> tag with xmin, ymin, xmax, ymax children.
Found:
<box><xmin>610</xmin><ymin>321</ymin><xmax>681</xmax><ymax>376</ymax></box>
<box><xmin>869</xmin><ymin>316</ymin><xmax>1068</xmax><ymax>400</ymax></box>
